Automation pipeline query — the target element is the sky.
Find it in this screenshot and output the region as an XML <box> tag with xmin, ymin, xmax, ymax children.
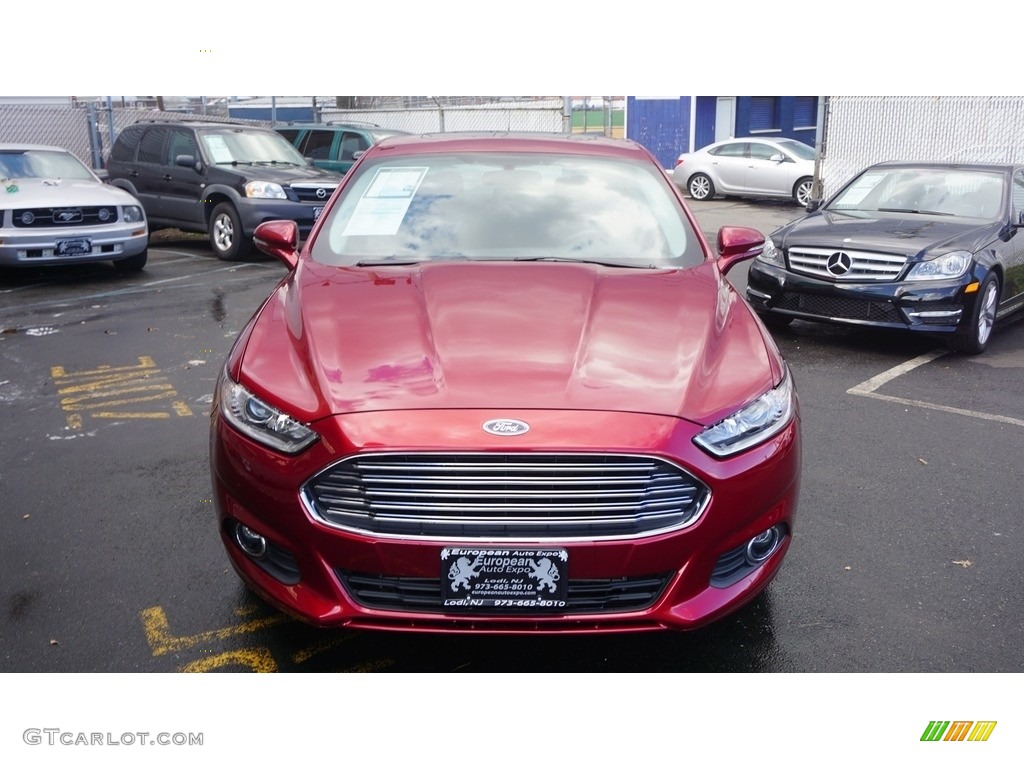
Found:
<box><xmin>9</xmin><ymin>3</ymin><xmax>1014</xmax><ymax>98</ymax></box>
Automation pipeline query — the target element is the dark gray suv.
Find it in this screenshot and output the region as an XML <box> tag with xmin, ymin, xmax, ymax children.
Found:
<box><xmin>106</xmin><ymin>121</ymin><xmax>342</xmax><ymax>259</ymax></box>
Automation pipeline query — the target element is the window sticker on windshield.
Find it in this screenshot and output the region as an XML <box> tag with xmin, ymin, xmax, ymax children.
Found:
<box><xmin>203</xmin><ymin>135</ymin><xmax>233</xmax><ymax>164</ymax></box>
<box><xmin>342</xmin><ymin>167</ymin><xmax>428</xmax><ymax>236</ymax></box>
<box><xmin>836</xmin><ymin>172</ymin><xmax>885</xmax><ymax>207</ymax></box>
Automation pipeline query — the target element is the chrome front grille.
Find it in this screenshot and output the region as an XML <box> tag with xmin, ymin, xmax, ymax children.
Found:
<box><xmin>12</xmin><ymin>206</ymin><xmax>119</xmax><ymax>228</ymax></box>
<box><xmin>302</xmin><ymin>453</ymin><xmax>710</xmax><ymax>540</ymax></box>
<box><xmin>788</xmin><ymin>246</ymin><xmax>907</xmax><ymax>281</ymax></box>
<box><xmin>290</xmin><ymin>184</ymin><xmax>337</xmax><ymax>203</ymax></box>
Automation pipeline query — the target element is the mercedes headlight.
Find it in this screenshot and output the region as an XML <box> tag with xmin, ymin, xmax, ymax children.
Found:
<box><xmin>906</xmin><ymin>251</ymin><xmax>972</xmax><ymax>280</ymax></box>
<box><xmin>244</xmin><ymin>181</ymin><xmax>287</xmax><ymax>199</ymax></box>
<box><xmin>757</xmin><ymin>238</ymin><xmax>785</xmax><ymax>267</ymax></box>
<box><xmin>219</xmin><ymin>375</ymin><xmax>318</xmax><ymax>454</ymax></box>
<box><xmin>694</xmin><ymin>369</ymin><xmax>795</xmax><ymax>457</ymax></box>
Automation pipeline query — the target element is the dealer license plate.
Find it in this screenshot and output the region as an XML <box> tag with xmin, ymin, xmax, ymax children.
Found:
<box><xmin>56</xmin><ymin>237</ymin><xmax>92</xmax><ymax>256</ymax></box>
<box><xmin>441</xmin><ymin>547</ymin><xmax>568</xmax><ymax>610</ymax></box>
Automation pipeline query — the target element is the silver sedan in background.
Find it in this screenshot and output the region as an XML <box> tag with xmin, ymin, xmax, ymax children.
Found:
<box><xmin>673</xmin><ymin>137</ymin><xmax>815</xmax><ymax>206</ymax></box>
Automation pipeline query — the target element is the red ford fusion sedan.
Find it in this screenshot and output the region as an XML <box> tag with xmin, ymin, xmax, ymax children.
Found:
<box><xmin>209</xmin><ymin>132</ymin><xmax>801</xmax><ymax>633</ymax></box>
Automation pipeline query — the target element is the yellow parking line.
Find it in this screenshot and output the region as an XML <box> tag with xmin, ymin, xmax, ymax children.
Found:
<box><xmin>179</xmin><ymin>648</ymin><xmax>278</xmax><ymax>673</ymax></box>
<box><xmin>139</xmin><ymin>605</ymin><xmax>288</xmax><ymax>657</ymax></box>
<box><xmin>51</xmin><ymin>356</ymin><xmax>195</xmax><ymax>424</ymax></box>
<box><xmin>91</xmin><ymin>412</ymin><xmax>171</xmax><ymax>420</ymax></box>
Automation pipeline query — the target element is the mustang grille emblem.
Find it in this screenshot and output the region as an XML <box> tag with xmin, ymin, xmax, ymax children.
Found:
<box><xmin>55</xmin><ymin>209</ymin><xmax>83</xmax><ymax>223</ymax></box>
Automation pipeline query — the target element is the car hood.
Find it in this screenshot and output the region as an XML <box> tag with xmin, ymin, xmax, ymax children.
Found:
<box><xmin>3</xmin><ymin>178</ymin><xmax>142</xmax><ymax>208</ymax></box>
<box><xmin>775</xmin><ymin>209</ymin><xmax>1001</xmax><ymax>256</ymax></box>
<box><xmin>237</xmin><ymin>260</ymin><xmax>779</xmax><ymax>426</ymax></box>
<box><xmin>207</xmin><ymin>163</ymin><xmax>341</xmax><ymax>187</ymax></box>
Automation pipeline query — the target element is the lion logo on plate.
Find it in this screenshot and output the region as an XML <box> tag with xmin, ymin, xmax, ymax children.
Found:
<box><xmin>482</xmin><ymin>418</ymin><xmax>530</xmax><ymax>436</ymax></box>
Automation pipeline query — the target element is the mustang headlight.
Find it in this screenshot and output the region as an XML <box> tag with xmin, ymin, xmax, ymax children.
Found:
<box><xmin>122</xmin><ymin>205</ymin><xmax>145</xmax><ymax>223</ymax></box>
<box><xmin>244</xmin><ymin>180</ymin><xmax>287</xmax><ymax>199</ymax></box>
<box><xmin>219</xmin><ymin>375</ymin><xmax>318</xmax><ymax>454</ymax></box>
<box><xmin>906</xmin><ymin>250</ymin><xmax>972</xmax><ymax>280</ymax></box>
<box><xmin>756</xmin><ymin>238</ymin><xmax>785</xmax><ymax>267</ymax></box>
<box><xmin>694</xmin><ymin>369</ymin><xmax>795</xmax><ymax>457</ymax></box>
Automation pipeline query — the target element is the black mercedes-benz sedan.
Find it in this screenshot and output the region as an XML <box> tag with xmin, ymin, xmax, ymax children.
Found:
<box><xmin>746</xmin><ymin>161</ymin><xmax>1024</xmax><ymax>354</ymax></box>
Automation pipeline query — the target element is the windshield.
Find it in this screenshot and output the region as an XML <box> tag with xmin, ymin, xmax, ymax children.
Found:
<box><xmin>0</xmin><ymin>149</ymin><xmax>95</xmax><ymax>180</ymax></box>
<box><xmin>829</xmin><ymin>167</ymin><xmax>1005</xmax><ymax>219</ymax></box>
<box><xmin>200</xmin><ymin>129</ymin><xmax>306</xmax><ymax>165</ymax></box>
<box><xmin>311</xmin><ymin>151</ymin><xmax>704</xmax><ymax>268</ymax></box>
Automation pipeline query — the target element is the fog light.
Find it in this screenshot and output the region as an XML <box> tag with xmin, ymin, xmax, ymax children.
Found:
<box><xmin>745</xmin><ymin>526</ymin><xmax>782</xmax><ymax>565</ymax></box>
<box><xmin>235</xmin><ymin>523</ymin><xmax>267</xmax><ymax>558</ymax></box>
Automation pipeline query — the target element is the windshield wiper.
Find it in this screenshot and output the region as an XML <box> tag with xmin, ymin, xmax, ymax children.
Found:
<box><xmin>513</xmin><ymin>256</ymin><xmax>654</xmax><ymax>269</ymax></box>
<box><xmin>215</xmin><ymin>160</ymin><xmax>254</xmax><ymax>166</ymax></box>
<box><xmin>253</xmin><ymin>160</ymin><xmax>300</xmax><ymax>166</ymax></box>
<box><xmin>354</xmin><ymin>259</ymin><xmax>425</xmax><ymax>267</ymax></box>
<box><xmin>877</xmin><ymin>207</ymin><xmax>954</xmax><ymax>216</ymax></box>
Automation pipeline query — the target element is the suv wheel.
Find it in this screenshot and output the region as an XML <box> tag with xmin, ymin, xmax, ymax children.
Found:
<box><xmin>210</xmin><ymin>203</ymin><xmax>251</xmax><ymax>260</ymax></box>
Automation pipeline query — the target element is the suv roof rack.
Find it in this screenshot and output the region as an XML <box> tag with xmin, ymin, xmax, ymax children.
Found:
<box><xmin>281</xmin><ymin>120</ymin><xmax>386</xmax><ymax>128</ymax></box>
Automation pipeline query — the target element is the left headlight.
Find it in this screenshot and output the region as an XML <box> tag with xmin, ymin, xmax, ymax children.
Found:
<box><xmin>219</xmin><ymin>375</ymin><xmax>318</xmax><ymax>454</ymax></box>
<box><xmin>694</xmin><ymin>369</ymin><xmax>795</xmax><ymax>457</ymax></box>
<box><xmin>244</xmin><ymin>181</ymin><xmax>287</xmax><ymax>199</ymax></box>
<box><xmin>906</xmin><ymin>250</ymin><xmax>972</xmax><ymax>280</ymax></box>
<box><xmin>756</xmin><ymin>238</ymin><xmax>785</xmax><ymax>267</ymax></box>
<box><xmin>122</xmin><ymin>205</ymin><xmax>145</xmax><ymax>223</ymax></box>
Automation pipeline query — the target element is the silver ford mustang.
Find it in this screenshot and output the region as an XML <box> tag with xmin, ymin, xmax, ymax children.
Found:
<box><xmin>1</xmin><ymin>144</ymin><xmax>149</xmax><ymax>271</ymax></box>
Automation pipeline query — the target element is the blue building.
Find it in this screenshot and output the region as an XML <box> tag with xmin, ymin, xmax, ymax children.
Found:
<box><xmin>626</xmin><ymin>96</ymin><xmax>819</xmax><ymax>170</ymax></box>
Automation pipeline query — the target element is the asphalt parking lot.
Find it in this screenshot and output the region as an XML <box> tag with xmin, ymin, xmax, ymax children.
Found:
<box><xmin>1</xmin><ymin>199</ymin><xmax>1022</xmax><ymax>673</ymax></box>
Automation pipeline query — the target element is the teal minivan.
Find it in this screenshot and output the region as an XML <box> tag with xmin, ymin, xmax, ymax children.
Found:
<box><xmin>275</xmin><ymin>123</ymin><xmax>409</xmax><ymax>174</ymax></box>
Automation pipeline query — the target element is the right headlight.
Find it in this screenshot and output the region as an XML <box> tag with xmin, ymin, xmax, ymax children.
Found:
<box><xmin>756</xmin><ymin>238</ymin><xmax>785</xmax><ymax>267</ymax></box>
<box><xmin>244</xmin><ymin>181</ymin><xmax>287</xmax><ymax>200</ymax></box>
<box><xmin>694</xmin><ymin>368</ymin><xmax>795</xmax><ymax>457</ymax></box>
<box><xmin>906</xmin><ymin>251</ymin><xmax>972</xmax><ymax>281</ymax></box>
<box><xmin>219</xmin><ymin>374</ymin><xmax>319</xmax><ymax>454</ymax></box>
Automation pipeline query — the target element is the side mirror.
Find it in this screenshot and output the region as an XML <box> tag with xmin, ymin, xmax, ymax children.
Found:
<box><xmin>716</xmin><ymin>226</ymin><xmax>764</xmax><ymax>275</ymax></box>
<box><xmin>769</xmin><ymin>153</ymin><xmax>786</xmax><ymax>163</ymax></box>
<box><xmin>805</xmin><ymin>199</ymin><xmax>821</xmax><ymax>213</ymax></box>
<box><xmin>175</xmin><ymin>154</ymin><xmax>201</xmax><ymax>173</ymax></box>
<box><xmin>253</xmin><ymin>220</ymin><xmax>300</xmax><ymax>271</ymax></box>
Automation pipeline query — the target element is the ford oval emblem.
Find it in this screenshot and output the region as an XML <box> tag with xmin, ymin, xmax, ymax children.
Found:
<box><xmin>482</xmin><ymin>418</ymin><xmax>530</xmax><ymax>436</ymax></box>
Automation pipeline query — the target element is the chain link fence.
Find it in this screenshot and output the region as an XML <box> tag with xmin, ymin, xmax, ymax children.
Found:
<box><xmin>1</xmin><ymin>97</ymin><xmax>623</xmax><ymax>169</ymax></box>
<box><xmin>819</xmin><ymin>96</ymin><xmax>1024</xmax><ymax>198</ymax></box>
<box><xmin>0</xmin><ymin>102</ymin><xmax>265</xmax><ymax>168</ymax></box>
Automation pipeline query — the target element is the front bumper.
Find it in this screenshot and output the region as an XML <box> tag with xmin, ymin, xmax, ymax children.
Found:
<box><xmin>210</xmin><ymin>407</ymin><xmax>801</xmax><ymax>634</ymax></box>
<box><xmin>746</xmin><ymin>259</ymin><xmax>979</xmax><ymax>333</ymax></box>
<box><xmin>0</xmin><ymin>222</ymin><xmax>148</xmax><ymax>267</ymax></box>
<box><xmin>235</xmin><ymin>198</ymin><xmax>328</xmax><ymax>239</ymax></box>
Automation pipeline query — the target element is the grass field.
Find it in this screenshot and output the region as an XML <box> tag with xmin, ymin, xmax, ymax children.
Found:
<box><xmin>571</xmin><ymin>109</ymin><xmax>625</xmax><ymax>138</ymax></box>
